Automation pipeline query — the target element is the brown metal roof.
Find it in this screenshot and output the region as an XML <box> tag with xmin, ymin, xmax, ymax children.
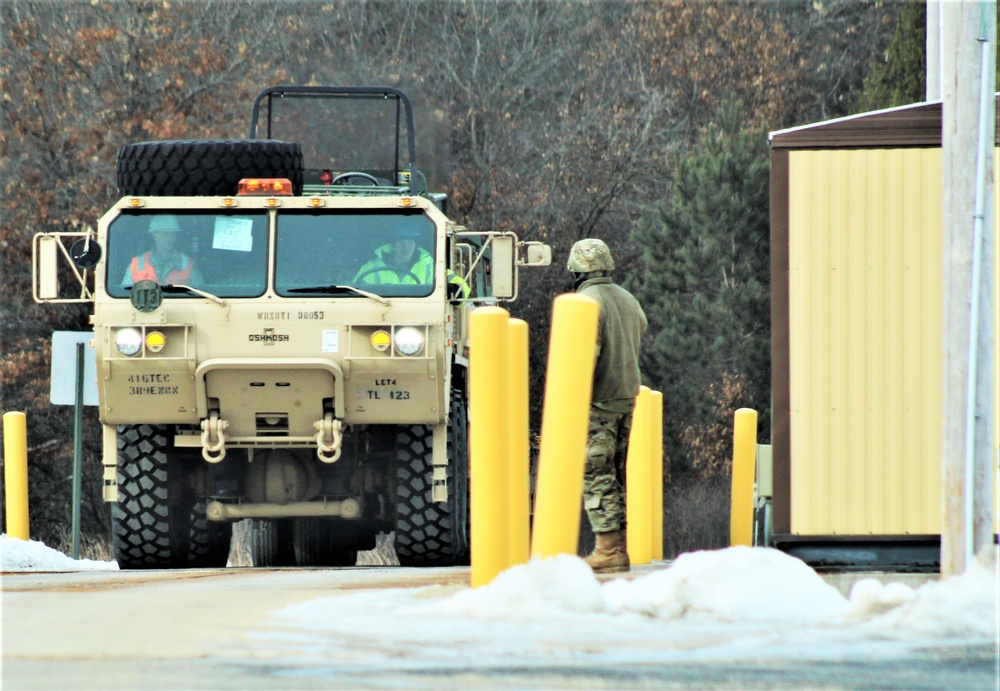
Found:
<box><xmin>769</xmin><ymin>94</ymin><xmax>1000</xmax><ymax>150</ymax></box>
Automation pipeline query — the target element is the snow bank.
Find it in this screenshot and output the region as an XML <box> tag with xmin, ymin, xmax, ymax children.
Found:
<box><xmin>0</xmin><ymin>535</ymin><xmax>118</xmax><ymax>572</ymax></box>
<box><xmin>263</xmin><ymin>545</ymin><xmax>998</xmax><ymax>665</ymax></box>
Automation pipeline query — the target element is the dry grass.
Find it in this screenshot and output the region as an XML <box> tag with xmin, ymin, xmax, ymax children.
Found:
<box><xmin>661</xmin><ymin>474</ymin><xmax>731</xmax><ymax>559</ymax></box>
<box><xmin>50</xmin><ymin>528</ymin><xmax>114</xmax><ymax>563</ymax></box>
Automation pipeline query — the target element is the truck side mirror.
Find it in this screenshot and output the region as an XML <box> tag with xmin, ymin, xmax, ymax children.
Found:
<box><xmin>490</xmin><ymin>236</ymin><xmax>515</xmax><ymax>299</ymax></box>
<box><xmin>518</xmin><ymin>241</ymin><xmax>552</xmax><ymax>267</ymax></box>
<box><xmin>32</xmin><ymin>232</ymin><xmax>97</xmax><ymax>304</ymax></box>
<box><xmin>70</xmin><ymin>237</ymin><xmax>103</xmax><ymax>270</ymax></box>
<box><xmin>36</xmin><ymin>235</ymin><xmax>59</xmax><ymax>300</ymax></box>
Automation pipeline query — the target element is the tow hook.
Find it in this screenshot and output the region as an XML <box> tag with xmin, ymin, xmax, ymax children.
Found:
<box><xmin>314</xmin><ymin>412</ymin><xmax>343</xmax><ymax>463</ymax></box>
<box><xmin>201</xmin><ymin>411</ymin><xmax>229</xmax><ymax>462</ymax></box>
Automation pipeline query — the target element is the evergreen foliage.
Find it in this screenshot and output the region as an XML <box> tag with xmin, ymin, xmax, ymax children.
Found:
<box><xmin>629</xmin><ymin>99</ymin><xmax>770</xmax><ymax>475</ymax></box>
<box><xmin>853</xmin><ymin>0</ymin><xmax>926</xmax><ymax>112</ymax></box>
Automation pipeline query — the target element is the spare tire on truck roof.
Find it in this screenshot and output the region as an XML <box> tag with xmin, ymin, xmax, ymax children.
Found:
<box><xmin>116</xmin><ymin>139</ymin><xmax>304</xmax><ymax>197</ymax></box>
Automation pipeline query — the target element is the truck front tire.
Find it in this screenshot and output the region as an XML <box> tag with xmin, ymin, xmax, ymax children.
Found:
<box><xmin>393</xmin><ymin>388</ymin><xmax>470</xmax><ymax>566</ymax></box>
<box><xmin>112</xmin><ymin>424</ymin><xmax>231</xmax><ymax>569</ymax></box>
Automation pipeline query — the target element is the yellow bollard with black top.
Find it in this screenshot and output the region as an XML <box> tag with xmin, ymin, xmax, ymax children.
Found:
<box><xmin>3</xmin><ymin>411</ymin><xmax>30</xmax><ymax>540</ymax></box>
<box><xmin>530</xmin><ymin>293</ymin><xmax>599</xmax><ymax>559</ymax></box>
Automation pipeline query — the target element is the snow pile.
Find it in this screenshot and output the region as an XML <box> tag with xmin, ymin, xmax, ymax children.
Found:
<box><xmin>414</xmin><ymin>546</ymin><xmax>996</xmax><ymax>636</ymax></box>
<box><xmin>601</xmin><ymin>546</ymin><xmax>847</xmax><ymax>624</ymax></box>
<box><xmin>0</xmin><ymin>535</ymin><xmax>118</xmax><ymax>572</ymax></box>
<box><xmin>432</xmin><ymin>552</ymin><xmax>608</xmax><ymax>619</ymax></box>
<box><xmin>262</xmin><ymin>545</ymin><xmax>998</xmax><ymax>665</ymax></box>
<box><xmin>853</xmin><ymin>548</ymin><xmax>997</xmax><ymax>638</ymax></box>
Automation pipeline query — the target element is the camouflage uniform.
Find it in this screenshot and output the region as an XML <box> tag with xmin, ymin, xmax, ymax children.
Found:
<box><xmin>569</xmin><ymin>239</ymin><xmax>647</xmax><ymax>535</ymax></box>
<box><xmin>584</xmin><ymin>407</ymin><xmax>634</xmax><ymax>532</ymax></box>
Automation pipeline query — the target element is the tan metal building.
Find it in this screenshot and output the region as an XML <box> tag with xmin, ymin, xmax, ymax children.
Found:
<box><xmin>768</xmin><ymin>98</ymin><xmax>998</xmax><ymax>567</ymax></box>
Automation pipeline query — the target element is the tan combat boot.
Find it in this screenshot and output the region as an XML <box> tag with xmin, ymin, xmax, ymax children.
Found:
<box><xmin>584</xmin><ymin>529</ymin><xmax>630</xmax><ymax>574</ymax></box>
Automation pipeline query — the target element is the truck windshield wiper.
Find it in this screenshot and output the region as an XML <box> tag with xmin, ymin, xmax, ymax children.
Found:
<box><xmin>161</xmin><ymin>284</ymin><xmax>227</xmax><ymax>306</ymax></box>
<box><xmin>287</xmin><ymin>284</ymin><xmax>390</xmax><ymax>305</ymax></box>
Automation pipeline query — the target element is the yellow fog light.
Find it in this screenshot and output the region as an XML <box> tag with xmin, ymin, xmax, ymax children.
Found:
<box><xmin>145</xmin><ymin>331</ymin><xmax>166</xmax><ymax>353</ymax></box>
<box><xmin>370</xmin><ymin>330</ymin><xmax>391</xmax><ymax>352</ymax></box>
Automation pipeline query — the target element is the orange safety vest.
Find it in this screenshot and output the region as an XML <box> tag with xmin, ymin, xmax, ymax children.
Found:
<box><xmin>130</xmin><ymin>251</ymin><xmax>194</xmax><ymax>285</ymax></box>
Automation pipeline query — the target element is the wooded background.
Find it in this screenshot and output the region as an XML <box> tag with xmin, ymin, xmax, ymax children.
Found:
<box><xmin>1</xmin><ymin>0</ymin><xmax>927</xmax><ymax>555</ymax></box>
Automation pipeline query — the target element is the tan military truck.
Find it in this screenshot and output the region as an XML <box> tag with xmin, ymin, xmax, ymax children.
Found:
<box><xmin>33</xmin><ymin>85</ymin><xmax>551</xmax><ymax>569</ymax></box>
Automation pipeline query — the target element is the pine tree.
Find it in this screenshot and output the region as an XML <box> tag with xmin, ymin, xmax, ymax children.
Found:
<box><xmin>853</xmin><ymin>0</ymin><xmax>926</xmax><ymax>113</ymax></box>
<box><xmin>629</xmin><ymin>99</ymin><xmax>770</xmax><ymax>476</ymax></box>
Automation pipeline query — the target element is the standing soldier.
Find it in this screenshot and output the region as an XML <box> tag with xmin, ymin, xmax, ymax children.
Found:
<box><xmin>568</xmin><ymin>238</ymin><xmax>648</xmax><ymax>573</ymax></box>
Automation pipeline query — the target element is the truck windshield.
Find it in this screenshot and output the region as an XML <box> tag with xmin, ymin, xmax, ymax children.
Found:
<box><xmin>106</xmin><ymin>211</ymin><xmax>268</xmax><ymax>299</ymax></box>
<box><xmin>275</xmin><ymin>210</ymin><xmax>435</xmax><ymax>298</ymax></box>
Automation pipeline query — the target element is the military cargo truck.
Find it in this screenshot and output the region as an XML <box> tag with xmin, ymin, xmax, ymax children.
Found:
<box><xmin>33</xmin><ymin>86</ymin><xmax>551</xmax><ymax>569</ymax></box>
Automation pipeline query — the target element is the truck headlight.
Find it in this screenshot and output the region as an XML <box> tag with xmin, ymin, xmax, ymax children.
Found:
<box><xmin>115</xmin><ymin>328</ymin><xmax>143</xmax><ymax>357</ymax></box>
<box><xmin>394</xmin><ymin>327</ymin><xmax>424</xmax><ymax>356</ymax></box>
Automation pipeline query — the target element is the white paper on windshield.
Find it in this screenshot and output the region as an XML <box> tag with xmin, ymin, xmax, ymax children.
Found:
<box><xmin>212</xmin><ymin>218</ymin><xmax>254</xmax><ymax>252</ymax></box>
<box><xmin>322</xmin><ymin>330</ymin><xmax>339</xmax><ymax>353</ymax></box>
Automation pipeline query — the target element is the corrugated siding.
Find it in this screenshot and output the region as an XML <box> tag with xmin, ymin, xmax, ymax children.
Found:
<box><xmin>788</xmin><ymin>148</ymin><xmax>942</xmax><ymax>535</ymax></box>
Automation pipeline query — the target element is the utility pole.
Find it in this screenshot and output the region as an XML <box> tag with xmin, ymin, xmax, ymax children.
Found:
<box><xmin>939</xmin><ymin>0</ymin><xmax>996</xmax><ymax>578</ymax></box>
<box><xmin>926</xmin><ymin>0</ymin><xmax>942</xmax><ymax>100</ymax></box>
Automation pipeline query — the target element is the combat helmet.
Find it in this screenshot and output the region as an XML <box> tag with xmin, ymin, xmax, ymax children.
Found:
<box><xmin>567</xmin><ymin>238</ymin><xmax>615</xmax><ymax>273</ymax></box>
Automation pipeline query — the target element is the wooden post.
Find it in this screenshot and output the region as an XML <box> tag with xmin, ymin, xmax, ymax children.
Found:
<box><xmin>940</xmin><ymin>0</ymin><xmax>996</xmax><ymax>577</ymax></box>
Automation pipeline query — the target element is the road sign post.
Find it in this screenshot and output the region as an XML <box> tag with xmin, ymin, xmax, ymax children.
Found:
<box><xmin>50</xmin><ymin>332</ymin><xmax>98</xmax><ymax>560</ymax></box>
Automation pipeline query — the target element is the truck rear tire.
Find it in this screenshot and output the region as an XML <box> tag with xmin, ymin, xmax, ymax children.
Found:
<box><xmin>292</xmin><ymin>518</ymin><xmax>358</xmax><ymax>567</ymax></box>
<box><xmin>112</xmin><ymin>424</ymin><xmax>232</xmax><ymax>569</ymax></box>
<box><xmin>250</xmin><ymin>519</ymin><xmax>295</xmax><ymax>567</ymax></box>
<box><xmin>116</xmin><ymin>139</ymin><xmax>304</xmax><ymax>197</ymax></box>
<box><xmin>393</xmin><ymin>388</ymin><xmax>470</xmax><ymax>566</ymax></box>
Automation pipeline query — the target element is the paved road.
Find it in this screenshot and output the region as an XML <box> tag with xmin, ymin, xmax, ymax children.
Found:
<box><xmin>2</xmin><ymin>566</ymin><xmax>995</xmax><ymax>690</ymax></box>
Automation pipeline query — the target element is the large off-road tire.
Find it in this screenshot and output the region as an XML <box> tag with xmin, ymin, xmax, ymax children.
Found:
<box><xmin>112</xmin><ymin>424</ymin><xmax>232</xmax><ymax>569</ymax></box>
<box><xmin>393</xmin><ymin>388</ymin><xmax>470</xmax><ymax>567</ymax></box>
<box><xmin>116</xmin><ymin>139</ymin><xmax>304</xmax><ymax>197</ymax></box>
<box><xmin>250</xmin><ymin>519</ymin><xmax>296</xmax><ymax>567</ymax></box>
<box><xmin>292</xmin><ymin>518</ymin><xmax>358</xmax><ymax>567</ymax></box>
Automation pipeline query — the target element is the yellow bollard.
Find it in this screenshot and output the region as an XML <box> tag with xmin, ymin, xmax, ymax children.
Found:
<box><xmin>530</xmin><ymin>294</ymin><xmax>599</xmax><ymax>559</ymax></box>
<box><xmin>470</xmin><ymin>307</ymin><xmax>511</xmax><ymax>587</ymax></box>
<box><xmin>508</xmin><ymin>318</ymin><xmax>531</xmax><ymax>566</ymax></box>
<box><xmin>730</xmin><ymin>408</ymin><xmax>758</xmax><ymax>546</ymax></box>
<box><xmin>649</xmin><ymin>390</ymin><xmax>664</xmax><ymax>561</ymax></box>
<box><xmin>3</xmin><ymin>411</ymin><xmax>30</xmax><ymax>540</ymax></box>
<box><xmin>626</xmin><ymin>387</ymin><xmax>652</xmax><ymax>565</ymax></box>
